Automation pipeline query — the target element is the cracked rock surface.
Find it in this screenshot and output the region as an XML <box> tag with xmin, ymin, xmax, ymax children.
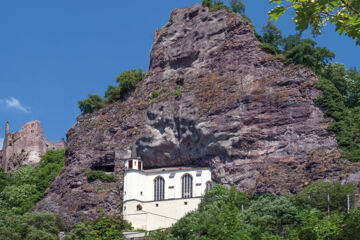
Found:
<box><xmin>34</xmin><ymin>4</ymin><xmax>360</xmax><ymax>223</ymax></box>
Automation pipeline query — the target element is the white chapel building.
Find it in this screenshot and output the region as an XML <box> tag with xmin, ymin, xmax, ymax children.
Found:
<box><xmin>122</xmin><ymin>157</ymin><xmax>213</xmax><ymax>230</ymax></box>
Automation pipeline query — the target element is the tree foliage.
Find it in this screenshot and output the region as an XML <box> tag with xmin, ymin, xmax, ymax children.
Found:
<box><xmin>0</xmin><ymin>149</ymin><xmax>65</xmax><ymax>215</ymax></box>
<box><xmin>105</xmin><ymin>68</ymin><xmax>145</xmax><ymax>103</ymax></box>
<box><xmin>78</xmin><ymin>94</ymin><xmax>104</xmax><ymax>114</ymax></box>
<box><xmin>64</xmin><ymin>215</ymin><xmax>132</xmax><ymax>240</ymax></box>
<box><xmin>78</xmin><ymin>68</ymin><xmax>145</xmax><ymax>114</ymax></box>
<box><xmin>202</xmin><ymin>0</ymin><xmax>230</xmax><ymax>12</ymax></box>
<box><xmin>268</xmin><ymin>0</ymin><xmax>360</xmax><ymax>45</ymax></box>
<box><xmin>230</xmin><ymin>0</ymin><xmax>245</xmax><ymax>15</ymax></box>
<box><xmin>153</xmin><ymin>182</ymin><xmax>359</xmax><ymax>240</ymax></box>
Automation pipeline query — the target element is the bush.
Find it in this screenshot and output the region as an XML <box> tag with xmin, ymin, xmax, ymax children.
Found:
<box><xmin>87</xmin><ymin>170</ymin><xmax>116</xmax><ymax>182</ymax></box>
<box><xmin>241</xmin><ymin>195</ymin><xmax>297</xmax><ymax>235</ymax></box>
<box><xmin>152</xmin><ymin>90</ymin><xmax>159</xmax><ymax>99</ymax></box>
<box><xmin>0</xmin><ymin>149</ymin><xmax>65</xmax><ymax>215</ymax></box>
<box><xmin>105</xmin><ymin>69</ymin><xmax>145</xmax><ymax>103</ymax></box>
<box><xmin>293</xmin><ymin>180</ymin><xmax>356</xmax><ymax>213</ymax></box>
<box><xmin>65</xmin><ymin>215</ymin><xmax>132</xmax><ymax>240</ymax></box>
<box><xmin>0</xmin><ymin>168</ymin><xmax>10</xmax><ymax>192</ymax></box>
<box><xmin>202</xmin><ymin>0</ymin><xmax>230</xmax><ymax>12</ymax></box>
<box><xmin>260</xmin><ymin>42</ymin><xmax>280</xmax><ymax>55</ymax></box>
<box><xmin>78</xmin><ymin>94</ymin><xmax>104</xmax><ymax>114</ymax></box>
<box><xmin>0</xmin><ymin>212</ymin><xmax>61</xmax><ymax>240</ymax></box>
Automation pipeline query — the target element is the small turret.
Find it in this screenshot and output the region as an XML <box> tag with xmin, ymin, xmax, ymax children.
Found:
<box><xmin>125</xmin><ymin>158</ymin><xmax>143</xmax><ymax>171</ymax></box>
<box><xmin>5</xmin><ymin>121</ymin><xmax>9</xmax><ymax>134</ymax></box>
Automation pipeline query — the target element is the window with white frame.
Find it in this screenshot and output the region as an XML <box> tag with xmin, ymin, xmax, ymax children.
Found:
<box><xmin>154</xmin><ymin>176</ymin><xmax>165</xmax><ymax>201</ymax></box>
<box><xmin>182</xmin><ymin>174</ymin><xmax>193</xmax><ymax>198</ymax></box>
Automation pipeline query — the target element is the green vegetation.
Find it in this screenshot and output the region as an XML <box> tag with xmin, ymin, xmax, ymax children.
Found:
<box><xmin>78</xmin><ymin>94</ymin><xmax>104</xmax><ymax>114</ymax></box>
<box><xmin>152</xmin><ymin>182</ymin><xmax>359</xmax><ymax>240</ymax></box>
<box><xmin>0</xmin><ymin>212</ymin><xmax>64</xmax><ymax>240</ymax></box>
<box><xmin>0</xmin><ymin>149</ymin><xmax>132</xmax><ymax>239</ymax></box>
<box><xmin>78</xmin><ymin>68</ymin><xmax>145</xmax><ymax>114</ymax></box>
<box><xmin>268</xmin><ymin>0</ymin><xmax>360</xmax><ymax>45</ymax></box>
<box><xmin>87</xmin><ymin>170</ymin><xmax>116</xmax><ymax>182</ymax></box>
<box><xmin>0</xmin><ymin>149</ymin><xmax>65</xmax><ymax>215</ymax></box>
<box><xmin>257</xmin><ymin>21</ymin><xmax>360</xmax><ymax>162</ymax></box>
<box><xmin>152</xmin><ymin>90</ymin><xmax>159</xmax><ymax>99</ymax></box>
<box><xmin>0</xmin><ymin>149</ymin><xmax>66</xmax><ymax>239</ymax></box>
<box><xmin>65</xmin><ymin>214</ymin><xmax>132</xmax><ymax>240</ymax></box>
<box><xmin>105</xmin><ymin>69</ymin><xmax>145</xmax><ymax>103</ymax></box>
<box><xmin>202</xmin><ymin>0</ymin><xmax>230</xmax><ymax>12</ymax></box>
<box><xmin>230</xmin><ymin>0</ymin><xmax>245</xmax><ymax>15</ymax></box>
<box><xmin>150</xmin><ymin>88</ymin><xmax>183</xmax><ymax>104</ymax></box>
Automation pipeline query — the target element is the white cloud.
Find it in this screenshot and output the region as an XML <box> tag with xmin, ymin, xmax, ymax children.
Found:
<box><xmin>0</xmin><ymin>97</ymin><xmax>31</xmax><ymax>113</ymax></box>
<box><xmin>0</xmin><ymin>138</ymin><xmax>3</xmax><ymax>149</ymax></box>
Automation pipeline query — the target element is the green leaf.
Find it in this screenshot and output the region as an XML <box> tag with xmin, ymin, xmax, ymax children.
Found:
<box><xmin>268</xmin><ymin>6</ymin><xmax>287</xmax><ymax>22</ymax></box>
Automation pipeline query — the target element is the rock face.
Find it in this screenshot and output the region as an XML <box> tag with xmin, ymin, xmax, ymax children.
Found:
<box><xmin>0</xmin><ymin>120</ymin><xmax>65</xmax><ymax>171</ymax></box>
<box><xmin>35</xmin><ymin>4</ymin><xmax>360</xmax><ymax>223</ymax></box>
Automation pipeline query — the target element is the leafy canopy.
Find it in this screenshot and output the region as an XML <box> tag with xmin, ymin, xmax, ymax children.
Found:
<box><xmin>230</xmin><ymin>0</ymin><xmax>245</xmax><ymax>15</ymax></box>
<box><xmin>154</xmin><ymin>182</ymin><xmax>359</xmax><ymax>240</ymax></box>
<box><xmin>268</xmin><ymin>0</ymin><xmax>360</xmax><ymax>45</ymax></box>
<box><xmin>78</xmin><ymin>94</ymin><xmax>104</xmax><ymax>114</ymax></box>
<box><xmin>78</xmin><ymin>68</ymin><xmax>145</xmax><ymax>114</ymax></box>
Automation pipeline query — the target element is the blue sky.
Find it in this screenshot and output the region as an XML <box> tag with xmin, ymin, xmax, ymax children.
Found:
<box><xmin>1</xmin><ymin>0</ymin><xmax>359</xmax><ymax>149</ymax></box>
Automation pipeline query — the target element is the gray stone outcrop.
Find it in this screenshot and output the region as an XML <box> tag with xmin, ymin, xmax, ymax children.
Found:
<box><xmin>34</xmin><ymin>4</ymin><xmax>360</xmax><ymax>223</ymax></box>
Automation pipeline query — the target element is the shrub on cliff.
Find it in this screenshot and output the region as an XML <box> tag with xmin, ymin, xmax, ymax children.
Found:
<box><xmin>78</xmin><ymin>94</ymin><xmax>104</xmax><ymax>114</ymax></box>
<box><xmin>87</xmin><ymin>170</ymin><xmax>116</xmax><ymax>182</ymax></box>
<box><xmin>105</xmin><ymin>68</ymin><xmax>145</xmax><ymax>103</ymax></box>
<box><xmin>202</xmin><ymin>0</ymin><xmax>230</xmax><ymax>12</ymax></box>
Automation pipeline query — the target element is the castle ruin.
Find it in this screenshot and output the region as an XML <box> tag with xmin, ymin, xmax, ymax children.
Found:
<box><xmin>0</xmin><ymin>120</ymin><xmax>65</xmax><ymax>171</ymax></box>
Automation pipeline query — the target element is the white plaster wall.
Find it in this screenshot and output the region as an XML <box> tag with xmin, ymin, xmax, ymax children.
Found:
<box><xmin>124</xmin><ymin>198</ymin><xmax>201</xmax><ymax>230</ymax></box>
<box><xmin>124</xmin><ymin>168</ymin><xmax>212</xmax><ymax>202</ymax></box>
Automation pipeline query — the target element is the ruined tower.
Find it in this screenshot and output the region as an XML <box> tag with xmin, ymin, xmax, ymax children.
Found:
<box><xmin>5</xmin><ymin>121</ymin><xmax>9</xmax><ymax>135</ymax></box>
<box><xmin>1</xmin><ymin>120</ymin><xmax>65</xmax><ymax>171</ymax></box>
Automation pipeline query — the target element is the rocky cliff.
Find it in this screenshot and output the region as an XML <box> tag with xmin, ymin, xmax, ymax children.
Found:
<box><xmin>34</xmin><ymin>4</ymin><xmax>360</xmax><ymax>223</ymax></box>
<box><xmin>1</xmin><ymin>120</ymin><xmax>65</xmax><ymax>171</ymax></box>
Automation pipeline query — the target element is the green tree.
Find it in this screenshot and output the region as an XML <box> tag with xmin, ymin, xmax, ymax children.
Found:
<box><xmin>260</xmin><ymin>21</ymin><xmax>283</xmax><ymax>54</ymax></box>
<box><xmin>78</xmin><ymin>94</ymin><xmax>104</xmax><ymax>114</ymax></box>
<box><xmin>289</xmin><ymin>210</ymin><xmax>344</xmax><ymax>240</ymax></box>
<box><xmin>201</xmin><ymin>0</ymin><xmax>229</xmax><ymax>11</ymax></box>
<box><xmin>105</xmin><ymin>68</ymin><xmax>145</xmax><ymax>102</ymax></box>
<box><xmin>0</xmin><ymin>184</ymin><xmax>39</xmax><ymax>214</ymax></box>
<box><xmin>341</xmin><ymin>209</ymin><xmax>360</xmax><ymax>240</ymax></box>
<box><xmin>269</xmin><ymin>0</ymin><xmax>360</xmax><ymax>45</ymax></box>
<box><xmin>230</xmin><ymin>0</ymin><xmax>245</xmax><ymax>15</ymax></box>
<box><xmin>261</xmin><ymin>21</ymin><xmax>282</xmax><ymax>47</ymax></box>
<box><xmin>0</xmin><ymin>168</ymin><xmax>10</xmax><ymax>192</ymax></box>
<box><xmin>283</xmin><ymin>38</ymin><xmax>335</xmax><ymax>74</ymax></box>
<box><xmin>293</xmin><ymin>180</ymin><xmax>356</xmax><ymax>212</ymax></box>
<box><xmin>241</xmin><ymin>195</ymin><xmax>297</xmax><ymax>235</ymax></box>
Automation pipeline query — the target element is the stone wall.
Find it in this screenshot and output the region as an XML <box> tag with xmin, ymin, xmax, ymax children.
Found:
<box><xmin>1</xmin><ymin>120</ymin><xmax>65</xmax><ymax>171</ymax></box>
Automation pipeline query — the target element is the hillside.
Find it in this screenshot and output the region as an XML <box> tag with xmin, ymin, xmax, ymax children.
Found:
<box><xmin>35</xmin><ymin>4</ymin><xmax>360</xmax><ymax>223</ymax></box>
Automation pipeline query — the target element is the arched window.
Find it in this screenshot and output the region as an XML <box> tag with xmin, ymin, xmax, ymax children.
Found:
<box><xmin>154</xmin><ymin>176</ymin><xmax>165</xmax><ymax>201</ymax></box>
<box><xmin>136</xmin><ymin>204</ymin><xmax>142</xmax><ymax>211</ymax></box>
<box><xmin>205</xmin><ymin>181</ymin><xmax>212</xmax><ymax>193</ymax></box>
<box><xmin>182</xmin><ymin>174</ymin><xmax>193</xmax><ymax>198</ymax></box>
